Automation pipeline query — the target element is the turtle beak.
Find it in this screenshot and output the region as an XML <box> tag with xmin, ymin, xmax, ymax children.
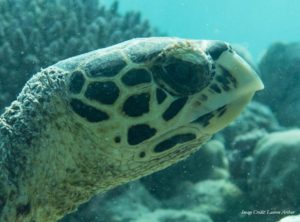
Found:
<box><xmin>214</xmin><ymin>42</ymin><xmax>264</xmax><ymax>93</ymax></box>
<box><xmin>206</xmin><ymin>40</ymin><xmax>264</xmax><ymax>93</ymax></box>
<box><xmin>189</xmin><ymin>40</ymin><xmax>264</xmax><ymax>133</ymax></box>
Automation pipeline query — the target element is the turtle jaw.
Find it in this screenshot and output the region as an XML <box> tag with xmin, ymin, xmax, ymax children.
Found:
<box><xmin>216</xmin><ymin>44</ymin><xmax>264</xmax><ymax>93</ymax></box>
<box><xmin>192</xmin><ymin>91</ymin><xmax>255</xmax><ymax>134</ymax></box>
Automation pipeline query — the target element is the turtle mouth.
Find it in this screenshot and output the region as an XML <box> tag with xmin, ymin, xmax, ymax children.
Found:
<box><xmin>191</xmin><ymin>91</ymin><xmax>255</xmax><ymax>134</ymax></box>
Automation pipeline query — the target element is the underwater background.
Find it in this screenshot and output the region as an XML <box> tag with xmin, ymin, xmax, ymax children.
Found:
<box><xmin>106</xmin><ymin>0</ymin><xmax>300</xmax><ymax>62</ymax></box>
<box><xmin>0</xmin><ymin>0</ymin><xmax>300</xmax><ymax>221</ymax></box>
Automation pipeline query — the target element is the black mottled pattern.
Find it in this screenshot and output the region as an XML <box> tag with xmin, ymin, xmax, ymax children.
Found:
<box><xmin>114</xmin><ymin>136</ymin><xmax>121</xmax><ymax>143</ymax></box>
<box><xmin>221</xmin><ymin>66</ymin><xmax>238</xmax><ymax>88</ymax></box>
<box><xmin>123</xmin><ymin>93</ymin><xmax>150</xmax><ymax>117</ymax></box>
<box><xmin>127</xmin><ymin>124</ymin><xmax>157</xmax><ymax>145</ymax></box>
<box><xmin>201</xmin><ymin>94</ymin><xmax>208</xmax><ymax>101</ymax></box>
<box><xmin>193</xmin><ymin>111</ymin><xmax>214</xmax><ymax>127</ymax></box>
<box><xmin>156</xmin><ymin>88</ymin><xmax>167</xmax><ymax>104</ymax></box>
<box><xmin>70</xmin><ymin>99</ymin><xmax>109</xmax><ymax>122</ymax></box>
<box><xmin>154</xmin><ymin>133</ymin><xmax>196</xmax><ymax>153</ymax></box>
<box><xmin>85</xmin><ymin>51</ymin><xmax>127</xmax><ymax>77</ymax></box>
<box><xmin>139</xmin><ymin>151</ymin><xmax>146</xmax><ymax>158</ymax></box>
<box><xmin>163</xmin><ymin>97</ymin><xmax>188</xmax><ymax>121</ymax></box>
<box><xmin>69</xmin><ymin>70</ymin><xmax>85</xmax><ymax>94</ymax></box>
<box><xmin>217</xmin><ymin>105</ymin><xmax>227</xmax><ymax>117</ymax></box>
<box><xmin>210</xmin><ymin>83</ymin><xmax>222</xmax><ymax>94</ymax></box>
<box><xmin>121</xmin><ymin>68</ymin><xmax>151</xmax><ymax>86</ymax></box>
<box><xmin>216</xmin><ymin>74</ymin><xmax>231</xmax><ymax>91</ymax></box>
<box><xmin>207</xmin><ymin>41</ymin><xmax>228</xmax><ymax>60</ymax></box>
<box><xmin>85</xmin><ymin>81</ymin><xmax>119</xmax><ymax>105</ymax></box>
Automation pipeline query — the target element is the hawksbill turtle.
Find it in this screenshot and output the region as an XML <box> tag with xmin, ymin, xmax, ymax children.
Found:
<box><xmin>0</xmin><ymin>37</ymin><xmax>263</xmax><ymax>221</ymax></box>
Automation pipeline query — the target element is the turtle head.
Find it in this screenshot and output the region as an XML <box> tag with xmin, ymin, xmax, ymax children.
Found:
<box><xmin>63</xmin><ymin>37</ymin><xmax>263</xmax><ymax>185</ymax></box>
<box><xmin>0</xmin><ymin>38</ymin><xmax>263</xmax><ymax>221</ymax></box>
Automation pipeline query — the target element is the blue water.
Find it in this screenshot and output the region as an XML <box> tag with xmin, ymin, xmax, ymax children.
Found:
<box><xmin>105</xmin><ymin>0</ymin><xmax>300</xmax><ymax>62</ymax></box>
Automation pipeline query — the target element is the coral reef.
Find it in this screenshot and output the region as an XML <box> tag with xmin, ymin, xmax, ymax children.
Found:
<box><xmin>166</xmin><ymin>179</ymin><xmax>243</xmax><ymax>222</ymax></box>
<box><xmin>249</xmin><ymin>130</ymin><xmax>300</xmax><ymax>212</ymax></box>
<box><xmin>257</xmin><ymin>42</ymin><xmax>300</xmax><ymax>127</ymax></box>
<box><xmin>220</xmin><ymin>101</ymin><xmax>281</xmax><ymax>185</ymax></box>
<box><xmin>0</xmin><ymin>0</ymin><xmax>157</xmax><ymax>112</ymax></box>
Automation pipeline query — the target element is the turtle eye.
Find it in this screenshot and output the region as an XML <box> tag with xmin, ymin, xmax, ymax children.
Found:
<box><xmin>151</xmin><ymin>56</ymin><xmax>212</xmax><ymax>96</ymax></box>
<box><xmin>164</xmin><ymin>58</ymin><xmax>198</xmax><ymax>85</ymax></box>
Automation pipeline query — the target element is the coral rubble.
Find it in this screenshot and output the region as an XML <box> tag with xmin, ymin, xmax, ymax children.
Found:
<box><xmin>221</xmin><ymin>101</ymin><xmax>281</xmax><ymax>183</ymax></box>
<box><xmin>249</xmin><ymin>130</ymin><xmax>300</xmax><ymax>211</ymax></box>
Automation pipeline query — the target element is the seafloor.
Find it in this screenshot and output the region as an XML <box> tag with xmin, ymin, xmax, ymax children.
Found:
<box><xmin>0</xmin><ymin>1</ymin><xmax>299</xmax><ymax>222</ymax></box>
